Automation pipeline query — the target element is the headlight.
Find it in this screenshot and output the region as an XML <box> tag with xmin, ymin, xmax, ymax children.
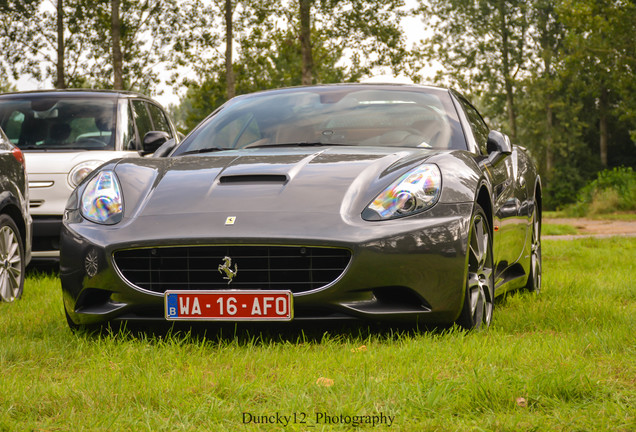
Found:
<box><xmin>80</xmin><ymin>170</ymin><xmax>123</xmax><ymax>224</ymax></box>
<box><xmin>363</xmin><ymin>164</ymin><xmax>441</xmax><ymax>220</ymax></box>
<box><xmin>68</xmin><ymin>160</ymin><xmax>104</xmax><ymax>188</ymax></box>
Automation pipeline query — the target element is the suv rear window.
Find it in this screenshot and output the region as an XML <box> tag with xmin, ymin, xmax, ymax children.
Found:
<box><xmin>0</xmin><ymin>97</ymin><xmax>117</xmax><ymax>151</ymax></box>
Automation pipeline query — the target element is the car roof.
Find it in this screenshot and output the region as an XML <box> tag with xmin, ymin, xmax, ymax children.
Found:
<box><xmin>0</xmin><ymin>88</ymin><xmax>157</xmax><ymax>101</ymax></box>
<box><xmin>231</xmin><ymin>82</ymin><xmax>452</xmax><ymax>99</ymax></box>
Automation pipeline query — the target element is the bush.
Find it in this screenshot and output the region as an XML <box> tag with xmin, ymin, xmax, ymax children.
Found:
<box><xmin>564</xmin><ymin>166</ymin><xmax>636</xmax><ymax>216</ymax></box>
<box><xmin>544</xmin><ymin>164</ymin><xmax>588</xmax><ymax>210</ymax></box>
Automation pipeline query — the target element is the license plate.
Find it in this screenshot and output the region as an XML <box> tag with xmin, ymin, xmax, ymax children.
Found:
<box><xmin>164</xmin><ymin>290</ymin><xmax>293</xmax><ymax>321</ymax></box>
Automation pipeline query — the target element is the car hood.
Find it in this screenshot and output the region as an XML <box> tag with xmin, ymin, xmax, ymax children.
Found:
<box><xmin>110</xmin><ymin>147</ymin><xmax>460</xmax><ymax>219</ymax></box>
<box><xmin>24</xmin><ymin>150</ymin><xmax>137</xmax><ymax>175</ymax></box>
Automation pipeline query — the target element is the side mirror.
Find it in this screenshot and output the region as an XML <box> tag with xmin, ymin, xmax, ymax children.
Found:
<box><xmin>486</xmin><ymin>130</ymin><xmax>512</xmax><ymax>163</ymax></box>
<box><xmin>152</xmin><ymin>138</ymin><xmax>178</xmax><ymax>158</ymax></box>
<box><xmin>141</xmin><ymin>131</ymin><xmax>170</xmax><ymax>155</ymax></box>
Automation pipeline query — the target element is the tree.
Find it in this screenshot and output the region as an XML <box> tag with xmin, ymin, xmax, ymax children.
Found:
<box><xmin>178</xmin><ymin>24</ymin><xmax>356</xmax><ymax>132</ymax></box>
<box><xmin>0</xmin><ymin>0</ymin><xmax>40</xmax><ymax>81</ymax></box>
<box><xmin>0</xmin><ymin>77</ymin><xmax>16</xmax><ymax>93</ymax></box>
<box><xmin>0</xmin><ymin>0</ymin><xmax>112</xmax><ymax>89</ymax></box>
<box><xmin>56</xmin><ymin>0</ymin><xmax>65</xmax><ymax>88</ymax></box>
<box><xmin>80</xmin><ymin>0</ymin><xmax>185</xmax><ymax>93</ymax></box>
<box><xmin>224</xmin><ymin>0</ymin><xmax>235</xmax><ymax>98</ymax></box>
<box><xmin>111</xmin><ymin>0</ymin><xmax>123</xmax><ymax>90</ymax></box>
<box><xmin>416</xmin><ymin>0</ymin><xmax>532</xmax><ymax>139</ymax></box>
<box><xmin>299</xmin><ymin>0</ymin><xmax>313</xmax><ymax>85</ymax></box>
<box><xmin>557</xmin><ymin>0</ymin><xmax>636</xmax><ymax>167</ymax></box>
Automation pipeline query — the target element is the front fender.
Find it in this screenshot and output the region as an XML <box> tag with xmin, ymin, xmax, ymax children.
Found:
<box><xmin>427</xmin><ymin>151</ymin><xmax>488</xmax><ymax>204</ymax></box>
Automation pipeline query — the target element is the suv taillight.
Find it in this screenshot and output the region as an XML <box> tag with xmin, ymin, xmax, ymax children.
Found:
<box><xmin>12</xmin><ymin>147</ymin><xmax>25</xmax><ymax>167</ymax></box>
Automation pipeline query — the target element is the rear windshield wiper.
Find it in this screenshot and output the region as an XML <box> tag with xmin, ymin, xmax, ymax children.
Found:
<box><xmin>179</xmin><ymin>147</ymin><xmax>234</xmax><ymax>155</ymax></box>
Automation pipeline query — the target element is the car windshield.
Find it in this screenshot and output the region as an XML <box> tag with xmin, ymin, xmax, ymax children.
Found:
<box><xmin>174</xmin><ymin>86</ymin><xmax>466</xmax><ymax>155</ymax></box>
<box><xmin>0</xmin><ymin>96</ymin><xmax>117</xmax><ymax>151</ymax></box>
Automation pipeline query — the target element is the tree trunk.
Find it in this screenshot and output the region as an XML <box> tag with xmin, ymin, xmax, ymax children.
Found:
<box><xmin>544</xmin><ymin>52</ymin><xmax>553</xmax><ymax>175</ymax></box>
<box><xmin>498</xmin><ymin>1</ymin><xmax>517</xmax><ymax>140</ymax></box>
<box><xmin>545</xmin><ymin>97</ymin><xmax>554</xmax><ymax>174</ymax></box>
<box><xmin>599</xmin><ymin>87</ymin><xmax>608</xmax><ymax>167</ymax></box>
<box><xmin>111</xmin><ymin>0</ymin><xmax>123</xmax><ymax>90</ymax></box>
<box><xmin>56</xmin><ymin>0</ymin><xmax>65</xmax><ymax>88</ymax></box>
<box><xmin>299</xmin><ymin>0</ymin><xmax>313</xmax><ymax>85</ymax></box>
<box><xmin>225</xmin><ymin>0</ymin><xmax>235</xmax><ymax>99</ymax></box>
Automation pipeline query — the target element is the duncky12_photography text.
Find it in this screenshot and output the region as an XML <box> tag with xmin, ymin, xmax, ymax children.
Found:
<box><xmin>242</xmin><ymin>411</ymin><xmax>396</xmax><ymax>427</ymax></box>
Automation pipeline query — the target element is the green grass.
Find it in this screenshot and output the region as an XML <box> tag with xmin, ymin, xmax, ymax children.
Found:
<box><xmin>1</xmin><ymin>238</ymin><xmax>635</xmax><ymax>431</ymax></box>
<box><xmin>543</xmin><ymin>223</ymin><xmax>579</xmax><ymax>235</ymax></box>
<box><xmin>544</xmin><ymin>210</ymin><xmax>636</xmax><ymax>221</ymax></box>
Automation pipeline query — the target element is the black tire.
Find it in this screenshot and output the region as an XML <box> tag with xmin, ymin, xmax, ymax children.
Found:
<box><xmin>525</xmin><ymin>205</ymin><xmax>542</xmax><ymax>292</ymax></box>
<box><xmin>457</xmin><ymin>204</ymin><xmax>494</xmax><ymax>330</ymax></box>
<box><xmin>0</xmin><ymin>214</ymin><xmax>25</xmax><ymax>302</ymax></box>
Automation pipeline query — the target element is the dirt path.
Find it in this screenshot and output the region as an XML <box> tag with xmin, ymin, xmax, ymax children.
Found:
<box><xmin>544</xmin><ymin>217</ymin><xmax>636</xmax><ymax>239</ymax></box>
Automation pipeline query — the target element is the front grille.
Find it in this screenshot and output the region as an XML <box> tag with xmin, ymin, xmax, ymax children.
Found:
<box><xmin>113</xmin><ymin>245</ymin><xmax>351</xmax><ymax>294</ymax></box>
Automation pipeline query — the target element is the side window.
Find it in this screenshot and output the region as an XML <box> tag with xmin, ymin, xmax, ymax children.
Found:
<box><xmin>147</xmin><ymin>103</ymin><xmax>172</xmax><ymax>135</ymax></box>
<box><xmin>132</xmin><ymin>100</ymin><xmax>153</xmax><ymax>143</ymax></box>
<box><xmin>459</xmin><ymin>99</ymin><xmax>490</xmax><ymax>155</ymax></box>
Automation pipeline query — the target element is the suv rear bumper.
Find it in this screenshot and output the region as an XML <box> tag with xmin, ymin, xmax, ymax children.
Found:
<box><xmin>32</xmin><ymin>215</ymin><xmax>62</xmax><ymax>258</ymax></box>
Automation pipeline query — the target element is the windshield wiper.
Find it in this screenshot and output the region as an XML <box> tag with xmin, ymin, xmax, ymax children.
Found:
<box><xmin>179</xmin><ymin>147</ymin><xmax>234</xmax><ymax>155</ymax></box>
<box><xmin>246</xmin><ymin>142</ymin><xmax>350</xmax><ymax>149</ymax></box>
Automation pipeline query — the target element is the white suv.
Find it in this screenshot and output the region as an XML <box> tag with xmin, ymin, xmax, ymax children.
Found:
<box><xmin>0</xmin><ymin>90</ymin><xmax>178</xmax><ymax>259</ymax></box>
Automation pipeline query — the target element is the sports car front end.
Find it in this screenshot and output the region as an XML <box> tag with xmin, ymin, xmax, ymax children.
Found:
<box><xmin>60</xmin><ymin>146</ymin><xmax>477</xmax><ymax>327</ymax></box>
<box><xmin>61</xmin><ymin>83</ymin><xmax>537</xmax><ymax>330</ymax></box>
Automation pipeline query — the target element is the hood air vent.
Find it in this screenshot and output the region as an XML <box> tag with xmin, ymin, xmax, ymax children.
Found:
<box><xmin>219</xmin><ymin>174</ymin><xmax>288</xmax><ymax>184</ymax></box>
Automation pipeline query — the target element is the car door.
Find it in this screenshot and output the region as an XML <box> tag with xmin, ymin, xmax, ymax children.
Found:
<box><xmin>456</xmin><ymin>98</ymin><xmax>526</xmax><ymax>279</ymax></box>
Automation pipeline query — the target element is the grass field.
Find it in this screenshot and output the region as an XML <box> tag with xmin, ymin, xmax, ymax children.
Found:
<box><xmin>544</xmin><ymin>210</ymin><xmax>636</xmax><ymax>221</ymax></box>
<box><xmin>542</xmin><ymin>223</ymin><xmax>579</xmax><ymax>236</ymax></box>
<box><xmin>1</xmin><ymin>238</ymin><xmax>634</xmax><ymax>431</ymax></box>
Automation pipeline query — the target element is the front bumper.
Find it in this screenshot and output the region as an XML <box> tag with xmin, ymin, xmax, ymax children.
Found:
<box><xmin>31</xmin><ymin>216</ymin><xmax>62</xmax><ymax>257</ymax></box>
<box><xmin>60</xmin><ymin>202</ymin><xmax>473</xmax><ymax>326</ymax></box>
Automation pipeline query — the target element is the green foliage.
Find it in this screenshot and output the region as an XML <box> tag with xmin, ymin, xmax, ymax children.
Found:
<box><xmin>77</xmin><ymin>0</ymin><xmax>186</xmax><ymax>93</ymax></box>
<box><xmin>178</xmin><ymin>26</ymin><xmax>356</xmax><ymax>133</ymax></box>
<box><xmin>543</xmin><ymin>162</ymin><xmax>587</xmax><ymax>210</ymax></box>
<box><xmin>174</xmin><ymin>0</ymin><xmax>407</xmax><ymax>132</ymax></box>
<box><xmin>168</xmin><ymin>0</ymin><xmax>411</xmax><ymax>132</ymax></box>
<box><xmin>418</xmin><ymin>0</ymin><xmax>636</xmax><ymax>210</ymax></box>
<box><xmin>567</xmin><ymin>167</ymin><xmax>636</xmax><ymax>215</ymax></box>
<box><xmin>416</xmin><ymin>0</ymin><xmax>533</xmax><ymax>139</ymax></box>
<box><xmin>0</xmin><ymin>77</ymin><xmax>16</xmax><ymax>93</ymax></box>
<box><xmin>1</xmin><ymin>238</ymin><xmax>635</xmax><ymax>430</ymax></box>
<box><xmin>0</xmin><ymin>0</ymin><xmax>44</xmax><ymax>81</ymax></box>
<box><xmin>1</xmin><ymin>0</ymin><xmax>189</xmax><ymax>93</ymax></box>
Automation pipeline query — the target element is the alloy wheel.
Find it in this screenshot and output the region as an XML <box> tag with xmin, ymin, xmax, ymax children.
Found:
<box><xmin>526</xmin><ymin>209</ymin><xmax>542</xmax><ymax>292</ymax></box>
<box><xmin>458</xmin><ymin>206</ymin><xmax>494</xmax><ymax>329</ymax></box>
<box><xmin>0</xmin><ymin>219</ymin><xmax>24</xmax><ymax>302</ymax></box>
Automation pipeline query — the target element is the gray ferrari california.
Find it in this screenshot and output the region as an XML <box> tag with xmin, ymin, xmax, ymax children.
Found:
<box><xmin>60</xmin><ymin>84</ymin><xmax>541</xmax><ymax>330</ymax></box>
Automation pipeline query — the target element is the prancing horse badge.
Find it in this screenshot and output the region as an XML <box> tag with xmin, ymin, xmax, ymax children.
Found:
<box><xmin>218</xmin><ymin>256</ymin><xmax>238</xmax><ymax>284</ymax></box>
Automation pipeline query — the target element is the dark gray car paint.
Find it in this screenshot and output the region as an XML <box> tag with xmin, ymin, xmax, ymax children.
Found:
<box><xmin>61</xmin><ymin>148</ymin><xmax>537</xmax><ymax>325</ymax></box>
<box><xmin>60</xmin><ymin>84</ymin><xmax>541</xmax><ymax>326</ymax></box>
<box><xmin>0</xmin><ymin>130</ymin><xmax>31</xmax><ymax>262</ymax></box>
